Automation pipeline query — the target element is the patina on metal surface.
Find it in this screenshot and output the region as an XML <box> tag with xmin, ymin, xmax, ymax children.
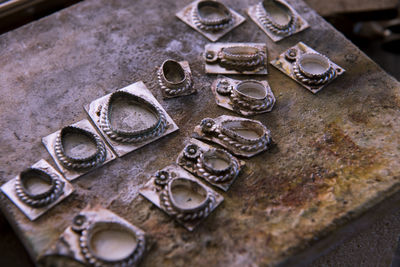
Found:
<box><xmin>176</xmin><ymin>0</ymin><xmax>246</xmax><ymax>42</ymax></box>
<box><xmin>177</xmin><ymin>138</ymin><xmax>245</xmax><ymax>191</ymax></box>
<box><xmin>204</xmin><ymin>42</ymin><xmax>268</xmax><ymax>74</ymax></box>
<box><xmin>193</xmin><ymin>115</ymin><xmax>272</xmax><ymax>157</ymax></box>
<box><xmin>1</xmin><ymin>159</ymin><xmax>73</xmax><ymax>221</ymax></box>
<box><xmin>271</xmin><ymin>41</ymin><xmax>345</xmax><ymax>93</ymax></box>
<box><xmin>42</xmin><ymin>119</ymin><xmax>116</xmax><ymax>181</ymax></box>
<box><xmin>1</xmin><ymin>0</ymin><xmax>400</xmax><ymax>266</ymax></box>
<box><xmin>157</xmin><ymin>60</ymin><xmax>195</xmax><ymax>99</ymax></box>
<box><xmin>247</xmin><ymin>0</ymin><xmax>309</xmax><ymax>42</ymax></box>
<box><xmin>85</xmin><ymin>81</ymin><xmax>179</xmax><ymax>157</ymax></box>
<box><xmin>39</xmin><ymin>206</ymin><xmax>146</xmax><ymax>267</ymax></box>
<box><xmin>140</xmin><ymin>164</ymin><xmax>224</xmax><ymax>231</ymax></box>
<box><xmin>211</xmin><ymin>76</ymin><xmax>276</xmax><ymax>116</ymax></box>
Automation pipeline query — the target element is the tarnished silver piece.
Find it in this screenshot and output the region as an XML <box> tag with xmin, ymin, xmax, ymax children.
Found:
<box><xmin>85</xmin><ymin>81</ymin><xmax>179</xmax><ymax>157</ymax></box>
<box><xmin>177</xmin><ymin>139</ymin><xmax>244</xmax><ymax>191</ymax></box>
<box><xmin>270</xmin><ymin>42</ymin><xmax>345</xmax><ymax>94</ymax></box>
<box><xmin>1</xmin><ymin>159</ymin><xmax>73</xmax><ymax>221</ymax></box>
<box><xmin>39</xmin><ymin>206</ymin><xmax>146</xmax><ymax>267</ymax></box>
<box><xmin>211</xmin><ymin>76</ymin><xmax>275</xmax><ymax>116</ymax></box>
<box><xmin>42</xmin><ymin>119</ymin><xmax>116</xmax><ymax>181</ymax></box>
<box><xmin>176</xmin><ymin>0</ymin><xmax>246</xmax><ymax>42</ymax></box>
<box><xmin>247</xmin><ymin>0</ymin><xmax>309</xmax><ymax>42</ymax></box>
<box><xmin>140</xmin><ymin>164</ymin><xmax>223</xmax><ymax>231</ymax></box>
<box><xmin>157</xmin><ymin>60</ymin><xmax>195</xmax><ymax>99</ymax></box>
<box><xmin>193</xmin><ymin>115</ymin><xmax>272</xmax><ymax>157</ymax></box>
<box><xmin>204</xmin><ymin>43</ymin><xmax>268</xmax><ymax>74</ymax></box>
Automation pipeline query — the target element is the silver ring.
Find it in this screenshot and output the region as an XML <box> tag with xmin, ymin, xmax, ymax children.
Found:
<box><xmin>192</xmin><ymin>0</ymin><xmax>234</xmax><ymax>32</ymax></box>
<box><xmin>157</xmin><ymin>59</ymin><xmax>193</xmax><ymax>97</ymax></box>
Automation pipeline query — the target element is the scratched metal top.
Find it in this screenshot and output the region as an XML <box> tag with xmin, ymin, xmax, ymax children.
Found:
<box><xmin>0</xmin><ymin>0</ymin><xmax>399</xmax><ymax>266</ymax></box>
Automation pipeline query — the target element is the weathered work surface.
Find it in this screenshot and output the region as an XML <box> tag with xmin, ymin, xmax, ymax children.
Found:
<box><xmin>0</xmin><ymin>0</ymin><xmax>400</xmax><ymax>266</ymax></box>
<box><xmin>304</xmin><ymin>0</ymin><xmax>398</xmax><ymax>16</ymax></box>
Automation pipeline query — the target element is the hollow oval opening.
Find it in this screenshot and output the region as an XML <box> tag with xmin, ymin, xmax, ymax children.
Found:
<box><xmin>262</xmin><ymin>0</ymin><xmax>292</xmax><ymax>27</ymax></box>
<box><xmin>202</xmin><ymin>149</ymin><xmax>231</xmax><ymax>172</ymax></box>
<box><xmin>88</xmin><ymin>222</ymin><xmax>138</xmax><ymax>262</ymax></box>
<box><xmin>221</xmin><ymin>120</ymin><xmax>265</xmax><ymax>141</ymax></box>
<box><xmin>20</xmin><ymin>168</ymin><xmax>55</xmax><ymax>198</ymax></box>
<box><xmin>222</xmin><ymin>46</ymin><xmax>259</xmax><ymax>60</ymax></box>
<box><xmin>61</xmin><ymin>128</ymin><xmax>98</xmax><ymax>160</ymax></box>
<box><xmin>298</xmin><ymin>53</ymin><xmax>330</xmax><ymax>77</ymax></box>
<box><xmin>169</xmin><ymin>178</ymin><xmax>208</xmax><ymax>212</ymax></box>
<box><xmin>162</xmin><ymin>60</ymin><xmax>185</xmax><ymax>84</ymax></box>
<box><xmin>235</xmin><ymin>81</ymin><xmax>267</xmax><ymax>100</ymax></box>
<box><xmin>197</xmin><ymin>1</ymin><xmax>230</xmax><ymax>22</ymax></box>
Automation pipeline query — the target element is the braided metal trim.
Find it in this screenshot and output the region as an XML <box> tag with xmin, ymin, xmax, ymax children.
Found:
<box><xmin>15</xmin><ymin>168</ymin><xmax>64</xmax><ymax>208</ymax></box>
<box><xmin>195</xmin><ymin>150</ymin><xmax>239</xmax><ymax>183</ymax></box>
<box><xmin>79</xmin><ymin>221</ymin><xmax>146</xmax><ymax>267</ymax></box>
<box><xmin>192</xmin><ymin>1</ymin><xmax>234</xmax><ymax>32</ymax></box>
<box><xmin>293</xmin><ymin>62</ymin><xmax>337</xmax><ymax>86</ymax></box>
<box><xmin>54</xmin><ymin>126</ymin><xmax>107</xmax><ymax>170</ymax></box>
<box><xmin>157</xmin><ymin>67</ymin><xmax>193</xmax><ymax>96</ymax></box>
<box><xmin>230</xmin><ymin>87</ymin><xmax>274</xmax><ymax>112</ymax></box>
<box><xmin>100</xmin><ymin>91</ymin><xmax>167</xmax><ymax>143</ymax></box>
<box><xmin>216</xmin><ymin>128</ymin><xmax>270</xmax><ymax>152</ymax></box>
<box><xmin>160</xmin><ymin>185</ymin><xmax>216</xmax><ymax>221</ymax></box>
<box><xmin>256</xmin><ymin>1</ymin><xmax>297</xmax><ymax>36</ymax></box>
<box><xmin>219</xmin><ymin>49</ymin><xmax>266</xmax><ymax>72</ymax></box>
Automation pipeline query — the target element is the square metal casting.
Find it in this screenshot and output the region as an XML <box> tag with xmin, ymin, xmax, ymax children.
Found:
<box><xmin>42</xmin><ymin>119</ymin><xmax>117</xmax><ymax>181</ymax></box>
<box><xmin>1</xmin><ymin>159</ymin><xmax>74</xmax><ymax>221</ymax></box>
<box><xmin>84</xmin><ymin>81</ymin><xmax>179</xmax><ymax>157</ymax></box>
<box><xmin>176</xmin><ymin>0</ymin><xmax>246</xmax><ymax>42</ymax></box>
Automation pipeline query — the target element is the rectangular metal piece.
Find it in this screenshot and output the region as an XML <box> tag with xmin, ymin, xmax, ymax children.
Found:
<box><xmin>140</xmin><ymin>164</ymin><xmax>224</xmax><ymax>231</ymax></box>
<box><xmin>84</xmin><ymin>81</ymin><xmax>179</xmax><ymax>157</ymax></box>
<box><xmin>176</xmin><ymin>0</ymin><xmax>246</xmax><ymax>42</ymax></box>
<box><xmin>38</xmin><ymin>206</ymin><xmax>146</xmax><ymax>265</ymax></box>
<box><xmin>211</xmin><ymin>75</ymin><xmax>275</xmax><ymax>116</ymax></box>
<box><xmin>247</xmin><ymin>0</ymin><xmax>309</xmax><ymax>42</ymax></box>
<box><xmin>204</xmin><ymin>43</ymin><xmax>268</xmax><ymax>75</ymax></box>
<box><xmin>41</xmin><ymin>119</ymin><xmax>117</xmax><ymax>181</ymax></box>
<box><xmin>1</xmin><ymin>159</ymin><xmax>74</xmax><ymax>221</ymax></box>
<box><xmin>270</xmin><ymin>42</ymin><xmax>345</xmax><ymax>94</ymax></box>
<box><xmin>176</xmin><ymin>138</ymin><xmax>245</xmax><ymax>191</ymax></box>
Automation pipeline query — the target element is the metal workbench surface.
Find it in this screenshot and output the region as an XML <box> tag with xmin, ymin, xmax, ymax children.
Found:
<box><xmin>0</xmin><ymin>0</ymin><xmax>400</xmax><ymax>266</ymax></box>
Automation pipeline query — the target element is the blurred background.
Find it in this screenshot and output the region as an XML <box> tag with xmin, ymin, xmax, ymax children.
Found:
<box><xmin>0</xmin><ymin>0</ymin><xmax>400</xmax><ymax>266</ymax></box>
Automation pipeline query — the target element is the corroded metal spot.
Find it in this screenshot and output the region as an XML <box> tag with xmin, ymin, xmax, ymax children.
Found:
<box><xmin>157</xmin><ymin>59</ymin><xmax>195</xmax><ymax>99</ymax></box>
<box><xmin>177</xmin><ymin>138</ymin><xmax>245</xmax><ymax>191</ymax></box>
<box><xmin>1</xmin><ymin>159</ymin><xmax>73</xmax><ymax>221</ymax></box>
<box><xmin>204</xmin><ymin>43</ymin><xmax>268</xmax><ymax>74</ymax></box>
<box><xmin>39</xmin><ymin>206</ymin><xmax>146</xmax><ymax>267</ymax></box>
<box><xmin>42</xmin><ymin>119</ymin><xmax>116</xmax><ymax>181</ymax></box>
<box><xmin>270</xmin><ymin>42</ymin><xmax>345</xmax><ymax>93</ymax></box>
<box><xmin>84</xmin><ymin>81</ymin><xmax>179</xmax><ymax>157</ymax></box>
<box><xmin>140</xmin><ymin>164</ymin><xmax>224</xmax><ymax>231</ymax></box>
<box><xmin>247</xmin><ymin>0</ymin><xmax>309</xmax><ymax>42</ymax></box>
<box><xmin>176</xmin><ymin>0</ymin><xmax>246</xmax><ymax>42</ymax></box>
<box><xmin>192</xmin><ymin>115</ymin><xmax>272</xmax><ymax>157</ymax></box>
<box><xmin>211</xmin><ymin>76</ymin><xmax>276</xmax><ymax>116</ymax></box>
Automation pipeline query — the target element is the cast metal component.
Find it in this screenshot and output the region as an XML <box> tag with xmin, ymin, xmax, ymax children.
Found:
<box><xmin>1</xmin><ymin>159</ymin><xmax>74</xmax><ymax>221</ymax></box>
<box><xmin>15</xmin><ymin>168</ymin><xmax>64</xmax><ymax>208</ymax></box>
<box><xmin>176</xmin><ymin>0</ymin><xmax>246</xmax><ymax>42</ymax></box>
<box><xmin>270</xmin><ymin>42</ymin><xmax>345</xmax><ymax>93</ymax></box>
<box><xmin>192</xmin><ymin>0</ymin><xmax>233</xmax><ymax>32</ymax></box>
<box><xmin>85</xmin><ymin>81</ymin><xmax>179</xmax><ymax>157</ymax></box>
<box><xmin>39</xmin><ymin>207</ymin><xmax>146</xmax><ymax>267</ymax></box>
<box><xmin>42</xmin><ymin>119</ymin><xmax>116</xmax><ymax>181</ymax></box>
<box><xmin>193</xmin><ymin>115</ymin><xmax>272</xmax><ymax>157</ymax></box>
<box><xmin>204</xmin><ymin>43</ymin><xmax>268</xmax><ymax>74</ymax></box>
<box><xmin>157</xmin><ymin>60</ymin><xmax>195</xmax><ymax>98</ymax></box>
<box><xmin>247</xmin><ymin>0</ymin><xmax>309</xmax><ymax>42</ymax></box>
<box><xmin>212</xmin><ymin>76</ymin><xmax>275</xmax><ymax>116</ymax></box>
<box><xmin>140</xmin><ymin>164</ymin><xmax>224</xmax><ymax>231</ymax></box>
<box><xmin>177</xmin><ymin>139</ymin><xmax>243</xmax><ymax>191</ymax></box>
<box><xmin>54</xmin><ymin>126</ymin><xmax>107</xmax><ymax>170</ymax></box>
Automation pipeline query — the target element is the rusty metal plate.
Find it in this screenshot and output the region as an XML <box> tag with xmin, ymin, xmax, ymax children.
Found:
<box><xmin>176</xmin><ymin>0</ymin><xmax>246</xmax><ymax>42</ymax></box>
<box><xmin>84</xmin><ymin>81</ymin><xmax>179</xmax><ymax>157</ymax></box>
<box><xmin>1</xmin><ymin>159</ymin><xmax>74</xmax><ymax>221</ymax></box>
<box><xmin>41</xmin><ymin>119</ymin><xmax>117</xmax><ymax>181</ymax></box>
